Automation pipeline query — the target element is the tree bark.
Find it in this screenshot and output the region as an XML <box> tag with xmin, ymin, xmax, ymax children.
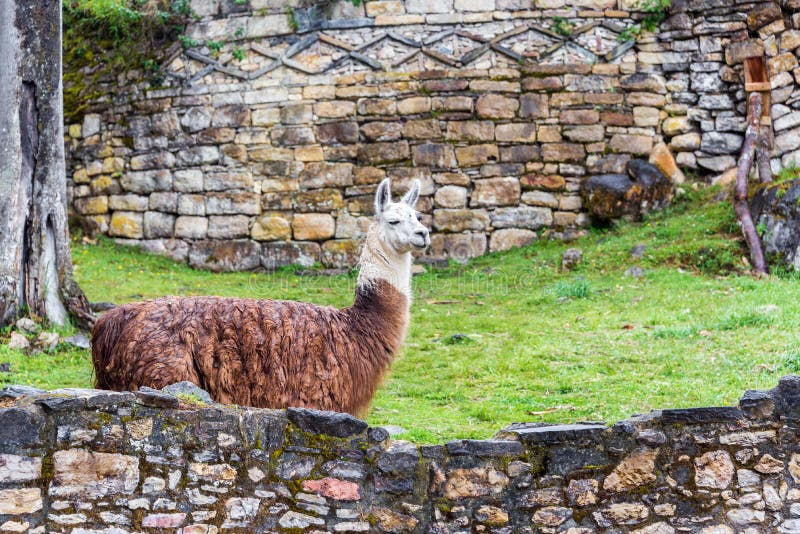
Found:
<box><xmin>0</xmin><ymin>0</ymin><xmax>93</xmax><ymax>328</ymax></box>
<box><xmin>733</xmin><ymin>93</ymin><xmax>769</xmax><ymax>275</ymax></box>
<box><xmin>756</xmin><ymin>127</ymin><xmax>773</xmax><ymax>184</ymax></box>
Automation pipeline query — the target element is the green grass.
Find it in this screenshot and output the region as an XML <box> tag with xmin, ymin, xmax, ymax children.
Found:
<box><xmin>2</xmin><ymin>187</ymin><xmax>799</xmax><ymax>442</ymax></box>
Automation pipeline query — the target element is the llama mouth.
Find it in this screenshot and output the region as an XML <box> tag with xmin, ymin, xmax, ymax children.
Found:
<box><xmin>411</xmin><ymin>238</ymin><xmax>430</xmax><ymax>250</ymax></box>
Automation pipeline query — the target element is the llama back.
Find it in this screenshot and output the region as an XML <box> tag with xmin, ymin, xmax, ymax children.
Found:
<box><xmin>92</xmin><ymin>304</ymin><xmax>141</xmax><ymax>390</ymax></box>
<box><xmin>90</xmin><ymin>296</ymin><xmax>370</xmax><ymax>411</ymax></box>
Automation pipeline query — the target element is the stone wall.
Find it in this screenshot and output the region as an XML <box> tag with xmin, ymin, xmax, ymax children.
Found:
<box><xmin>64</xmin><ymin>0</ymin><xmax>800</xmax><ymax>269</ymax></box>
<box><xmin>3</xmin><ymin>378</ymin><xmax>800</xmax><ymax>532</ymax></box>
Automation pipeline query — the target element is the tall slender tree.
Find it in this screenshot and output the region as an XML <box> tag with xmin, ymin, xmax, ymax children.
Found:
<box><xmin>0</xmin><ymin>0</ymin><xmax>93</xmax><ymax>328</ymax></box>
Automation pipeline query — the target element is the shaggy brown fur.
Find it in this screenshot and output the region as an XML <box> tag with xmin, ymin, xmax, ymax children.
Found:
<box><xmin>92</xmin><ymin>279</ymin><xmax>407</xmax><ymax>416</ymax></box>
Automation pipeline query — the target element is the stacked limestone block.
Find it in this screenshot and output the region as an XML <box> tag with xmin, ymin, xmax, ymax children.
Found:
<box><xmin>4</xmin><ymin>378</ymin><xmax>800</xmax><ymax>531</ymax></box>
<box><xmin>64</xmin><ymin>0</ymin><xmax>799</xmax><ymax>270</ymax></box>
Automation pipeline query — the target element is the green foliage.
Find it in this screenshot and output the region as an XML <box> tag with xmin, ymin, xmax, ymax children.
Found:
<box><xmin>179</xmin><ymin>34</ymin><xmax>198</xmax><ymax>48</ymax></box>
<box><xmin>63</xmin><ymin>0</ymin><xmax>194</xmax><ymax>103</ymax></box>
<box><xmin>618</xmin><ymin>0</ymin><xmax>671</xmax><ymax>42</ymax></box>
<box><xmin>551</xmin><ymin>278</ymin><xmax>591</xmax><ymax>299</ymax></box>
<box><xmin>784</xmin><ymin>352</ymin><xmax>800</xmax><ymax>373</ymax></box>
<box><xmin>206</xmin><ymin>39</ymin><xmax>223</xmax><ymax>55</ymax></box>
<box><xmin>775</xmin><ymin>162</ymin><xmax>800</xmax><ymax>183</ymax></box>
<box><xmin>63</xmin><ymin>0</ymin><xmax>191</xmax><ymax>40</ymax></box>
<box><xmin>552</xmin><ymin>17</ymin><xmax>574</xmax><ymax>37</ymax></box>
<box><xmin>232</xmin><ymin>47</ymin><xmax>246</xmax><ymax>61</ymax></box>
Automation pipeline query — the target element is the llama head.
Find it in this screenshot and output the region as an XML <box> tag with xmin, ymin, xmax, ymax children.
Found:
<box><xmin>373</xmin><ymin>178</ymin><xmax>430</xmax><ymax>254</ymax></box>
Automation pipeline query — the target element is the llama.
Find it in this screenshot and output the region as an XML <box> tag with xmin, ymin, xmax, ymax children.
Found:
<box><xmin>91</xmin><ymin>179</ymin><xmax>430</xmax><ymax>416</ymax></box>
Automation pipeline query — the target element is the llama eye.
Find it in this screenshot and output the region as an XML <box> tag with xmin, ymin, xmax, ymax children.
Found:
<box><xmin>388</xmin><ymin>220</ymin><xmax>400</xmax><ymax>225</ymax></box>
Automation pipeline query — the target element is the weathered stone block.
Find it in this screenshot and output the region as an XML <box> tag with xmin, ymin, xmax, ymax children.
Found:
<box><xmin>321</xmin><ymin>239</ymin><xmax>360</xmax><ymax>267</ymax></box>
<box><xmin>262</xmin><ymin>242</ymin><xmax>320</xmax><ymax>268</ymax></box>
<box><xmin>455</xmin><ymin>144</ymin><xmax>499</xmax><ymax>166</ymax></box>
<box><xmin>609</xmin><ymin>134</ymin><xmax>653</xmax><ymax>155</ymax></box>
<box><xmin>361</xmin><ymin>121</ymin><xmax>403</xmax><ymax>142</ymax></box>
<box><xmin>293</xmin><ymin>213</ymin><xmax>336</xmax><ymax>241</ymax></box>
<box><xmin>251</xmin><ymin>214</ymin><xmax>292</xmax><ymax>241</ymax></box>
<box><xmin>271</xmin><ymin>126</ymin><xmax>316</xmax><ymax>146</ymax></box>
<box><xmin>490</xmin><ymin>206</ymin><xmax>553</xmax><ymax>229</ymax></box>
<box><xmin>0</xmin><ymin>455</ymin><xmax>42</xmax><ymax>483</ymax></box>
<box><xmin>301</xmin><ymin>162</ymin><xmax>354</xmax><ymax>189</ymax></box>
<box><xmin>181</xmin><ymin>107</ymin><xmax>211</xmax><ymax>132</ymax></box>
<box><xmin>489</xmin><ymin>228</ymin><xmax>536</xmax><ymax>252</ymax></box>
<box><xmin>314</xmin><ymin>121</ymin><xmax>360</xmax><ymax>145</ymax></box>
<box><xmin>143</xmin><ymin>212</ymin><xmax>175</xmax><ymax>239</ymax></box>
<box><xmin>429</xmin><ymin>232</ymin><xmax>487</xmax><ymax>260</ymax></box>
<box><xmin>403</xmin><ymin>119</ymin><xmax>440</xmax><ymax>139</ymax></box>
<box><xmin>0</xmin><ymin>488</ymin><xmax>42</xmax><ymax>515</ymax></box>
<box><xmin>563</xmin><ymin>125</ymin><xmax>604</xmax><ymax>143</ymax></box>
<box><xmin>206</xmin><ymin>193</ymin><xmax>260</xmax><ymax>215</ymax></box>
<box><xmin>208</xmin><ymin>215</ymin><xmax>250</xmax><ymax>239</ymax></box>
<box><xmin>542</xmin><ymin>143</ymin><xmax>585</xmax><ymax>163</ymax></box>
<box><xmin>357</xmin><ymin>98</ymin><xmax>397</xmax><ymax>116</ymax></box>
<box><xmin>433</xmin><ymin>209</ymin><xmax>490</xmax><ymax>232</ymax></box>
<box><xmin>75</xmin><ymin>196</ymin><xmax>109</xmax><ymax>215</ymax></box>
<box><xmin>130</xmin><ymin>152</ymin><xmax>175</xmax><ymax>171</ymax></box>
<box><xmin>212</xmin><ymin>106</ymin><xmax>251</xmax><ymax>128</ymax></box>
<box><xmin>495</xmin><ymin>123</ymin><xmax>536</xmax><ymax>143</ymax></box>
<box><xmin>413</xmin><ymin>143</ymin><xmax>457</xmax><ymax>168</ymax></box>
<box><xmin>397</xmin><ymin>97</ymin><xmax>431</xmax><ymax>115</ymax></box>
<box><xmin>471</xmin><ymin>178</ymin><xmax>520</xmax><ymax>207</ymax></box>
<box><xmin>294</xmin><ymin>189</ymin><xmax>344</xmax><ymax>212</ymax></box>
<box><xmin>476</xmin><ymin>94</ymin><xmax>518</xmax><ymax>119</ymax></box>
<box><xmin>445</xmin><ymin>121</ymin><xmax>495</xmax><ymax>142</ymax></box>
<box><xmin>357</xmin><ymin>141</ymin><xmax>410</xmax><ymax>165</ymax></box>
<box><xmin>109</xmin><ymin>212</ymin><xmax>144</xmax><ymax>238</ymax></box>
<box><xmin>434</xmin><ymin>186</ymin><xmax>468</xmax><ymax>208</ymax></box>
<box><xmin>177</xmin><ymin>146</ymin><xmax>220</xmax><ymax>166</ymax></box>
<box><xmin>175</xmin><ymin>216</ymin><xmax>208</xmax><ymax>239</ymax></box>
<box><xmin>50</xmin><ymin>450</ymin><xmax>138</xmax><ymax>498</ymax></box>
<box><xmin>189</xmin><ymin>240</ymin><xmax>261</xmax><ymax>271</ymax></box>
<box><xmin>560</xmin><ymin>109</ymin><xmax>599</xmax><ymax>125</ymax></box>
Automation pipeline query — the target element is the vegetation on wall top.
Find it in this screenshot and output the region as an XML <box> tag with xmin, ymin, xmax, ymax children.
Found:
<box><xmin>62</xmin><ymin>0</ymin><xmax>192</xmax><ymax>121</ymax></box>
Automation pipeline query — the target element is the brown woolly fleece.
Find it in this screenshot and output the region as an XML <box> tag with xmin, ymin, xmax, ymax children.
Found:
<box><xmin>91</xmin><ymin>279</ymin><xmax>408</xmax><ymax>416</ymax></box>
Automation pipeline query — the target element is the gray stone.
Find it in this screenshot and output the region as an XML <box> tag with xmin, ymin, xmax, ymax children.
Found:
<box><xmin>162</xmin><ymin>382</ymin><xmax>213</xmax><ymax>404</ymax></box>
<box><xmin>287</xmin><ymin>408</ymin><xmax>368</xmax><ymax>437</ymax></box>
<box><xmin>701</xmin><ymin>132</ymin><xmax>744</xmax><ymax>155</ymax></box>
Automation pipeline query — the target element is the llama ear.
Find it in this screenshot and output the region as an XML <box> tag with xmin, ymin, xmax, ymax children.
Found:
<box><xmin>401</xmin><ymin>179</ymin><xmax>421</xmax><ymax>208</ymax></box>
<box><xmin>375</xmin><ymin>178</ymin><xmax>391</xmax><ymax>216</ymax></box>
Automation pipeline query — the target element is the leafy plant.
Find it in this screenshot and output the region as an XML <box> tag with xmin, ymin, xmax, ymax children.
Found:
<box><xmin>617</xmin><ymin>0</ymin><xmax>671</xmax><ymax>42</ymax></box>
<box><xmin>206</xmin><ymin>40</ymin><xmax>223</xmax><ymax>54</ymax></box>
<box><xmin>142</xmin><ymin>58</ymin><xmax>164</xmax><ymax>86</ymax></box>
<box><xmin>232</xmin><ymin>47</ymin><xmax>246</xmax><ymax>61</ymax></box>
<box><xmin>552</xmin><ymin>17</ymin><xmax>574</xmax><ymax>37</ymax></box>
<box><xmin>775</xmin><ymin>162</ymin><xmax>800</xmax><ymax>183</ymax></box>
<box><xmin>178</xmin><ymin>34</ymin><xmax>198</xmax><ymax>48</ymax></box>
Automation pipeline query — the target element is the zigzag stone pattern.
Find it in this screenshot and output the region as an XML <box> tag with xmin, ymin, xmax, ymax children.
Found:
<box><xmin>2</xmin><ymin>377</ymin><xmax>800</xmax><ymax>531</ymax></box>
<box><xmin>64</xmin><ymin>0</ymin><xmax>800</xmax><ymax>270</ymax></box>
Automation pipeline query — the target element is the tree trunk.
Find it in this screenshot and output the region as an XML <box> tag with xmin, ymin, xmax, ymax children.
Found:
<box><xmin>733</xmin><ymin>93</ymin><xmax>769</xmax><ymax>276</ymax></box>
<box><xmin>0</xmin><ymin>0</ymin><xmax>93</xmax><ymax>329</ymax></box>
<box><xmin>756</xmin><ymin>128</ymin><xmax>773</xmax><ymax>184</ymax></box>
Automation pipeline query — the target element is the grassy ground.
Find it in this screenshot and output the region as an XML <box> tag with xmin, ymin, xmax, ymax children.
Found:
<box><xmin>2</xmin><ymin>187</ymin><xmax>799</xmax><ymax>442</ymax></box>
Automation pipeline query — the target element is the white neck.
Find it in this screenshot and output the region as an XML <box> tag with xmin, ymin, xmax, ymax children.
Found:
<box><xmin>357</xmin><ymin>225</ymin><xmax>413</xmax><ymax>301</ymax></box>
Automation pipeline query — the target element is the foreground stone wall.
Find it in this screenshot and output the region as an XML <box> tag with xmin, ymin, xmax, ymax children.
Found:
<box><xmin>64</xmin><ymin>0</ymin><xmax>800</xmax><ymax>269</ymax></box>
<box><xmin>3</xmin><ymin>378</ymin><xmax>800</xmax><ymax>532</ymax></box>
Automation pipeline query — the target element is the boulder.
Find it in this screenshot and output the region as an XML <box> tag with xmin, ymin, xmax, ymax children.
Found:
<box><xmin>750</xmin><ymin>179</ymin><xmax>800</xmax><ymax>270</ymax></box>
<box><xmin>581</xmin><ymin>159</ymin><xmax>673</xmax><ymax>222</ymax></box>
